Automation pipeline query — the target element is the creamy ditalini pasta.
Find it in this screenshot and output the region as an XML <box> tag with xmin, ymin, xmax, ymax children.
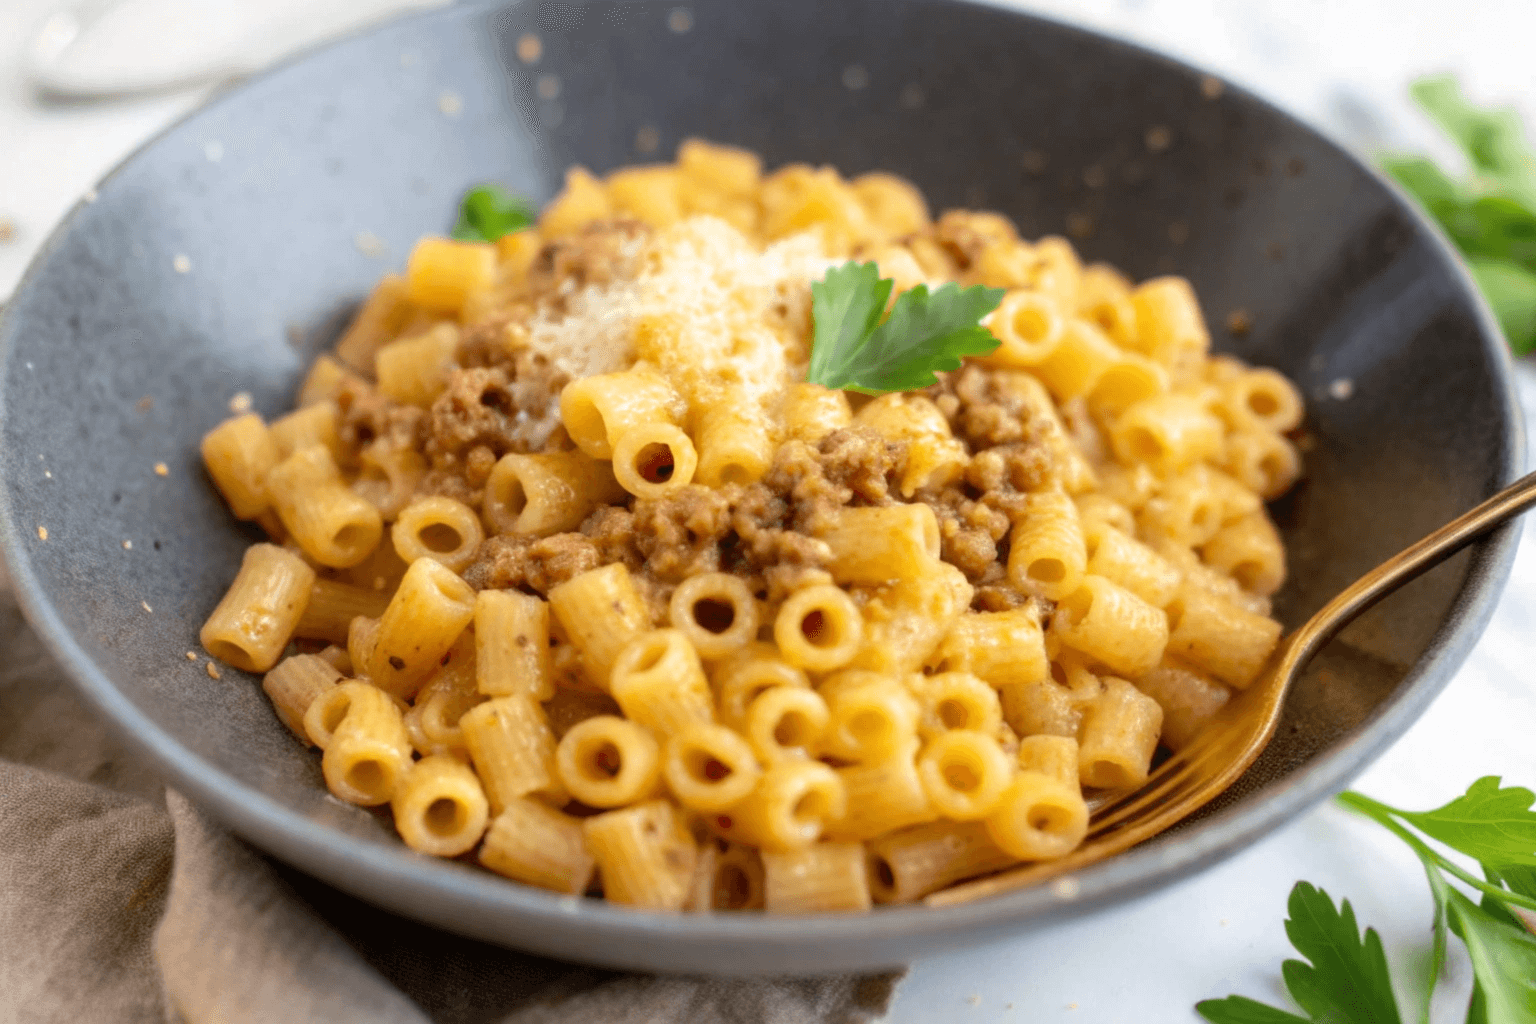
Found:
<box><xmin>199</xmin><ymin>140</ymin><xmax>1302</xmax><ymax>913</ymax></box>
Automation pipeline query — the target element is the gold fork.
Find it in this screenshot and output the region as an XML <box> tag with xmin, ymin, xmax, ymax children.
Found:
<box><xmin>930</xmin><ymin>468</ymin><xmax>1536</xmax><ymax>907</ymax></box>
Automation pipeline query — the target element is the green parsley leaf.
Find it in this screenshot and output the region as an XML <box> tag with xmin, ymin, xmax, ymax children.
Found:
<box><xmin>1280</xmin><ymin>882</ymin><xmax>1403</xmax><ymax>1024</ymax></box>
<box><xmin>1194</xmin><ymin>995</ymin><xmax>1313</xmax><ymax>1024</ymax></box>
<box><xmin>1447</xmin><ymin>887</ymin><xmax>1536</xmax><ymax>1024</ymax></box>
<box><xmin>1411</xmin><ymin>75</ymin><xmax>1536</xmax><ymax>210</ymax></box>
<box><xmin>806</xmin><ymin>261</ymin><xmax>1003</xmax><ymax>394</ymax></box>
<box><xmin>1467</xmin><ymin>260</ymin><xmax>1536</xmax><ymax>355</ymax></box>
<box><xmin>1399</xmin><ymin>777</ymin><xmax>1536</xmax><ymax>868</ymax></box>
<box><xmin>451</xmin><ymin>184</ymin><xmax>536</xmax><ymax>243</ymax></box>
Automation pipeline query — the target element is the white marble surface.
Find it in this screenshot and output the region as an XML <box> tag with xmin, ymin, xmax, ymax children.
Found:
<box><xmin>1</xmin><ymin>1</ymin><xmax>1533</xmax><ymax>1020</ymax></box>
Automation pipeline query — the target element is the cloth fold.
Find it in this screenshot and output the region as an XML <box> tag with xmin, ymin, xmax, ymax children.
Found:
<box><xmin>0</xmin><ymin>596</ymin><xmax>902</xmax><ymax>1024</ymax></box>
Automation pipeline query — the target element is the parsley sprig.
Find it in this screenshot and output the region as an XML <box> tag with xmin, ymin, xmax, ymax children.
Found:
<box><xmin>806</xmin><ymin>262</ymin><xmax>1004</xmax><ymax>394</ymax></box>
<box><xmin>451</xmin><ymin>184</ymin><xmax>536</xmax><ymax>243</ymax></box>
<box><xmin>1197</xmin><ymin>778</ymin><xmax>1536</xmax><ymax>1024</ymax></box>
<box><xmin>1383</xmin><ymin>76</ymin><xmax>1536</xmax><ymax>355</ymax></box>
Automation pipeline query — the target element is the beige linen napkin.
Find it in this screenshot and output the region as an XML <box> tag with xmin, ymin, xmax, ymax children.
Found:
<box><xmin>0</xmin><ymin>589</ymin><xmax>902</xmax><ymax>1024</ymax></box>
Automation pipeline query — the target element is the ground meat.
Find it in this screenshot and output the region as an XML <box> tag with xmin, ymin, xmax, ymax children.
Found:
<box><xmin>464</xmin><ymin>533</ymin><xmax>601</xmax><ymax>594</ymax></box>
<box><xmin>761</xmin><ymin>428</ymin><xmax>905</xmax><ymax>534</ymax></box>
<box><xmin>526</xmin><ymin>219</ymin><xmax>651</xmax><ymax>302</ymax></box>
<box><xmin>631</xmin><ymin>486</ymin><xmax>735</xmax><ymax>583</ymax></box>
<box><xmin>931</xmin><ymin>210</ymin><xmax>1019</xmax><ymax>271</ymax></box>
<box><xmin>580</xmin><ymin>506</ymin><xmax>643</xmax><ymax>571</ymax></box>
<box><xmin>427</xmin><ymin>366</ymin><xmax>523</xmax><ymax>459</ymax></box>
<box><xmin>335</xmin><ymin>376</ymin><xmax>427</xmax><ymax>458</ymax></box>
<box><xmin>456</xmin><ymin>307</ymin><xmax>525</xmax><ymax>369</ymax></box>
<box><xmin>415</xmin><ymin>468</ymin><xmax>482</xmax><ymax>510</ymax></box>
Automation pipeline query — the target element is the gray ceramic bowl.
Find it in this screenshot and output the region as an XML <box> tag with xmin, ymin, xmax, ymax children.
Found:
<box><xmin>0</xmin><ymin>0</ymin><xmax>1523</xmax><ymax>975</ymax></box>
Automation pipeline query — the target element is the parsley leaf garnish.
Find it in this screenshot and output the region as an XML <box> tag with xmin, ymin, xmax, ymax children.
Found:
<box><xmin>806</xmin><ymin>261</ymin><xmax>1003</xmax><ymax>394</ymax></box>
<box><xmin>451</xmin><ymin>184</ymin><xmax>536</xmax><ymax>243</ymax></box>
<box><xmin>1382</xmin><ymin>76</ymin><xmax>1536</xmax><ymax>355</ymax></box>
<box><xmin>1400</xmin><ymin>777</ymin><xmax>1536</xmax><ymax>867</ymax></box>
<box><xmin>1199</xmin><ymin>778</ymin><xmax>1536</xmax><ymax>1024</ymax></box>
<box><xmin>1196</xmin><ymin>884</ymin><xmax>1401</xmax><ymax>1024</ymax></box>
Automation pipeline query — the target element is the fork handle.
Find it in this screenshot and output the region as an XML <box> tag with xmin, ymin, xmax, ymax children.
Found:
<box><xmin>1290</xmin><ymin>469</ymin><xmax>1536</xmax><ymax>664</ymax></box>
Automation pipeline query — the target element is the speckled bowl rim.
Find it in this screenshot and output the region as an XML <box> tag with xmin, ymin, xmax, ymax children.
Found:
<box><xmin>0</xmin><ymin>0</ymin><xmax>1524</xmax><ymax>974</ymax></box>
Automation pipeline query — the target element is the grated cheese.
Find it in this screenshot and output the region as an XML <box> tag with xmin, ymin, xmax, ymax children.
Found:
<box><xmin>519</xmin><ymin>216</ymin><xmax>834</xmax><ymax>436</ymax></box>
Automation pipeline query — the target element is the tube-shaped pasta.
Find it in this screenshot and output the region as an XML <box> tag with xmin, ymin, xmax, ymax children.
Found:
<box><xmin>1223</xmin><ymin>428</ymin><xmax>1301</xmax><ymax>500</ymax></box>
<box><xmin>482</xmin><ymin>450</ymin><xmax>625</xmax><ymax>537</ymax></box>
<box><xmin>668</xmin><ymin>572</ymin><xmax>760</xmax><ymax>660</ymax></box>
<box><xmin>663</xmin><ymin>722</ymin><xmax>762</xmax><ymax>812</ymax></box>
<box><xmin>714</xmin><ymin>760</ymin><xmax>846</xmax><ymax>853</ymax></box>
<box><xmin>818</xmin><ymin>504</ymin><xmax>939</xmax><ymax>585</ymax></box>
<box><xmin>1202</xmin><ymin>510</ymin><xmax>1286</xmax><ymax>596</ymax></box>
<box><xmin>584</xmin><ymin>800</ymin><xmax>698</xmax><ymax>911</ymax></box>
<box><xmin>201</xmin><ymin>414</ymin><xmax>279</xmax><ymax>520</ymax></box>
<box><xmin>714</xmin><ymin>644</ymin><xmax>811</xmax><ymax>726</ymax></box>
<box><xmin>270</xmin><ymin>401</ymin><xmax>342</xmax><ymax>463</ymax></box>
<box><xmin>1087</xmin><ymin>352</ymin><xmax>1168</xmax><ymax>417</ymax></box>
<box><xmin>547</xmin><ymin>563</ymin><xmax>651</xmax><ymax>689</ymax></box>
<box><xmin>200</xmin><ymin>543</ymin><xmax>316</xmax><ymax>672</ymax></box>
<box><xmin>910</xmin><ymin>672</ymin><xmax>1002</xmax><ymax>740</ymax></box>
<box><xmin>1076</xmin><ymin>262</ymin><xmax>1138</xmax><ymax>347</ymax></box>
<box><xmin>929</xmin><ymin>607</ymin><xmax>1049</xmax><ymax>690</ymax></box>
<box><xmin>823</xmin><ymin>742</ymin><xmax>937</xmax><ymax>842</ymax></box>
<box><xmin>985</xmin><ymin>771</ymin><xmax>1089</xmax><ymax>860</ymax></box>
<box><xmin>1110</xmin><ymin>394</ymin><xmax>1224</xmax><ymax>476</ymax></box>
<box><xmin>692</xmin><ymin>843</ymin><xmax>766</xmax><ymax>912</ymax></box>
<box><xmin>851</xmin><ymin>393</ymin><xmax>967</xmax><ymax>496</ymax></box>
<box><xmin>607</xmin><ymin>165</ymin><xmax>684</xmax><ymax>227</ymax></box>
<box><xmin>867</xmin><ymin>820</ymin><xmax>1019</xmax><ymax>904</ymax></box>
<box><xmin>559</xmin><ymin>370</ymin><xmax>679</xmax><ymax>459</ymax></box>
<box><xmin>1051</xmin><ymin>575</ymin><xmax>1169</xmax><ymax>679</ymax></box>
<box><xmin>762</xmin><ymin>842</ymin><xmax>871</xmax><ymax>914</ymax></box>
<box><xmin>474</xmin><ymin>589</ymin><xmax>553</xmax><ymax>700</ymax></box>
<box><xmin>821</xmin><ymin>676</ymin><xmax>921</xmax><ymax>762</ymax></box>
<box><xmin>1164</xmin><ymin>582</ymin><xmax>1282</xmax><ymax>688</ymax></box>
<box><xmin>610</xmin><ymin>629</ymin><xmax>714</xmax><ymax>736</ymax></box>
<box><xmin>346</xmin><ymin>615</ymin><xmax>379</xmax><ymax>683</ymax></box>
<box><xmin>1130</xmin><ymin>276</ymin><xmax>1210</xmax><ymax>370</ymax></box>
<box><xmin>611</xmin><ymin>422</ymin><xmax>698</xmax><ymax>497</ymax></box>
<box><xmin>297</xmin><ymin>354</ymin><xmax>348</xmax><ymax>407</ymax></box>
<box><xmin>539</xmin><ymin>166</ymin><xmax>612</xmax><ymax>238</ymax></box>
<box><xmin>461</xmin><ymin>694</ymin><xmax>563</xmax><ymax>813</ymax></box>
<box><xmin>366</xmin><ymin>558</ymin><xmax>476</xmax><ymax>700</ymax></box>
<box><xmin>1031</xmin><ymin>319</ymin><xmax>1121</xmax><ymax>400</ymax></box>
<box><xmin>1016</xmin><ymin>734</ymin><xmax>1080</xmax><ymax>784</ymax></box>
<box><xmin>679</xmin><ymin>137</ymin><xmax>762</xmax><ymax>195</ymax></box>
<box><xmin>917</xmin><ymin>729</ymin><xmax>1015</xmax><ymax>820</ymax></box>
<box><xmin>295</xmin><ymin>577</ymin><xmax>392</xmax><ymax>645</ymax></box>
<box><xmin>999</xmin><ymin>679</ymin><xmax>1082</xmax><ymax>739</ymax></box>
<box><xmin>352</xmin><ymin>441</ymin><xmax>428</xmax><ymax>522</ymax></box>
<box><xmin>480</xmin><ymin>797</ymin><xmax>596</xmax><ymax>895</ymax></box>
<box><xmin>404</xmin><ymin>658</ymin><xmax>483</xmax><ymax>759</ymax></box>
<box><xmin>262</xmin><ymin>653</ymin><xmax>342</xmax><ymax>741</ymax></box>
<box><xmin>375</xmin><ymin>324</ymin><xmax>460</xmax><ymax>408</ymax></box>
<box><xmin>778</xmin><ymin>383</ymin><xmax>851</xmax><ymax>444</ymax></box>
<box><xmin>335</xmin><ymin>274</ymin><xmax>414</xmax><ymax>373</ymax></box>
<box><xmin>695</xmin><ymin>405</ymin><xmax>774</xmax><ymax>487</ymax></box>
<box><xmin>555</xmin><ymin>715</ymin><xmax>662</xmax><ymax>807</ymax></box>
<box><xmin>1077</xmin><ymin>677</ymin><xmax>1164</xmax><ymax>789</ymax></box>
<box><xmin>1084</xmin><ymin>524</ymin><xmax>1181</xmax><ymax>609</ymax></box>
<box><xmin>391</xmin><ymin>496</ymin><xmax>484</xmax><ymax>574</ymax></box>
<box><xmin>773</xmin><ymin>585</ymin><xmax>864</xmax><ymax>673</ymax></box>
<box><xmin>1135</xmin><ymin>660</ymin><xmax>1230</xmax><ymax>750</ymax></box>
<box><xmin>851</xmin><ymin>170</ymin><xmax>929</xmax><ymax>238</ymax></box>
<box><xmin>1217</xmin><ymin>367</ymin><xmax>1304</xmax><ymax>433</ymax></box>
<box><xmin>405</xmin><ymin>237</ymin><xmax>496</xmax><ymax>314</ymax></box>
<box><xmin>981</xmin><ymin>290</ymin><xmax>1065</xmax><ymax>368</ymax></box>
<box><xmin>845</xmin><ymin>565</ymin><xmax>971</xmax><ymax>677</ymax></box>
<box><xmin>266</xmin><ymin>444</ymin><xmax>384</xmax><ymax>569</ymax></box>
<box><xmin>318</xmin><ymin>681</ymin><xmax>413</xmax><ymax>806</ymax></box>
<box><xmin>390</xmin><ymin>755</ymin><xmax>490</xmax><ymax>857</ymax></box>
<box><xmin>744</xmin><ymin>686</ymin><xmax>829</xmax><ymax>765</ymax></box>
<box><xmin>1074</xmin><ymin>493</ymin><xmax>1137</xmax><ymax>537</ymax></box>
<box><xmin>1007</xmin><ymin>490</ymin><xmax>1086</xmax><ymax>601</ymax></box>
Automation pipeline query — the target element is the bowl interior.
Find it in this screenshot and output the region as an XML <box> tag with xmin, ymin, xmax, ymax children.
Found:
<box><xmin>0</xmin><ymin>0</ymin><xmax>1520</xmax><ymax>974</ymax></box>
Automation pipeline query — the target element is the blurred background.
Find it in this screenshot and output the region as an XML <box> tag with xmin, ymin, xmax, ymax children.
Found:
<box><xmin>2</xmin><ymin>0</ymin><xmax>1534</xmax><ymax>301</ymax></box>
